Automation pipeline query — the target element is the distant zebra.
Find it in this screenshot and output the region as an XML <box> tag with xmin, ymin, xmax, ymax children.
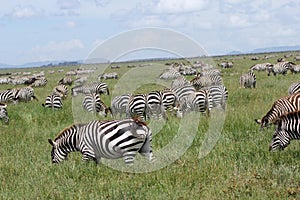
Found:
<box><xmin>48</xmin><ymin>118</ymin><xmax>154</xmax><ymax>165</ymax></box>
<box><xmin>42</xmin><ymin>94</ymin><xmax>63</xmax><ymax>109</ymax></box>
<box><xmin>288</xmin><ymin>82</ymin><xmax>300</xmax><ymax>95</ymax></box>
<box><xmin>290</xmin><ymin>64</ymin><xmax>300</xmax><ymax>74</ymax></box>
<box><xmin>239</xmin><ymin>71</ymin><xmax>256</xmax><ymax>88</ymax></box>
<box><xmin>250</xmin><ymin>63</ymin><xmax>272</xmax><ymax>72</ymax></box>
<box><xmin>171</xmin><ymin>76</ymin><xmax>190</xmax><ymax>89</ymax></box>
<box><xmin>0</xmin><ymin>103</ymin><xmax>9</xmax><ymax>124</ymax></box>
<box><xmin>53</xmin><ymin>84</ymin><xmax>68</xmax><ymax>99</ymax></box>
<box><xmin>30</xmin><ymin>77</ymin><xmax>48</xmax><ymax>87</ymax></box>
<box><xmin>207</xmin><ymin>85</ymin><xmax>228</xmax><ymax>110</ymax></box>
<box><xmin>176</xmin><ymin>89</ymin><xmax>213</xmax><ymax>118</ymax></box>
<box><xmin>267</xmin><ymin>61</ymin><xmax>295</xmax><ymax>76</ymax></box>
<box><xmin>126</xmin><ymin>94</ymin><xmax>147</xmax><ymax>121</ymax></box>
<box><xmin>71</xmin><ymin>82</ymin><xmax>109</xmax><ymax>96</ymax></box>
<box><xmin>13</xmin><ymin>87</ymin><xmax>37</xmax><ymax>102</ymax></box>
<box><xmin>159</xmin><ymin>68</ymin><xmax>181</xmax><ymax>80</ymax></box>
<box><xmin>0</xmin><ymin>89</ymin><xmax>15</xmax><ymax>103</ymax></box>
<box><xmin>58</xmin><ymin>76</ymin><xmax>73</xmax><ymax>86</ymax></box>
<box><xmin>269</xmin><ymin>111</ymin><xmax>300</xmax><ymax>151</ymax></box>
<box><xmin>199</xmin><ymin>69</ymin><xmax>222</xmax><ymax>77</ymax></box>
<box><xmin>146</xmin><ymin>91</ymin><xmax>166</xmax><ymax>120</ymax></box>
<box><xmin>190</xmin><ymin>74</ymin><xmax>222</xmax><ymax>91</ymax></box>
<box><xmin>82</xmin><ymin>93</ymin><xmax>112</xmax><ymax>117</ymax></box>
<box><xmin>255</xmin><ymin>92</ymin><xmax>300</xmax><ymax>129</ymax></box>
<box><xmin>111</xmin><ymin>94</ymin><xmax>131</xmax><ymax>118</ymax></box>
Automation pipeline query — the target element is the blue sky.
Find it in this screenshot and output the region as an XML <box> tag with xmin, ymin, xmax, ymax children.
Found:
<box><xmin>0</xmin><ymin>0</ymin><xmax>299</xmax><ymax>65</ymax></box>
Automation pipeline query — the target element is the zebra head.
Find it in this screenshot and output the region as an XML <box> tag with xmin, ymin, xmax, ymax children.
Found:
<box><xmin>269</xmin><ymin>130</ymin><xmax>290</xmax><ymax>151</ymax></box>
<box><xmin>48</xmin><ymin>139</ymin><xmax>67</xmax><ymax>164</ymax></box>
<box><xmin>255</xmin><ymin>117</ymin><xmax>270</xmax><ymax>130</ymax></box>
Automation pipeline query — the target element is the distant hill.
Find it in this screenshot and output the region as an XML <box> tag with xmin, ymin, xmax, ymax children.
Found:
<box><xmin>251</xmin><ymin>45</ymin><xmax>300</xmax><ymax>54</ymax></box>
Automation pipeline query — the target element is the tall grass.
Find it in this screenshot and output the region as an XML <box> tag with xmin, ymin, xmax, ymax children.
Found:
<box><xmin>1</xmin><ymin>53</ymin><xmax>300</xmax><ymax>199</ymax></box>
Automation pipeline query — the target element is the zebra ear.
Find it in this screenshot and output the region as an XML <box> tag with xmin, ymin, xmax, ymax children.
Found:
<box><xmin>48</xmin><ymin>139</ymin><xmax>57</xmax><ymax>147</ymax></box>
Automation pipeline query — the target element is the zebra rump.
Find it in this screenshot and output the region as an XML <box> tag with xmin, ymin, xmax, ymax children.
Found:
<box><xmin>269</xmin><ymin>111</ymin><xmax>300</xmax><ymax>151</ymax></box>
<box><xmin>0</xmin><ymin>103</ymin><xmax>9</xmax><ymax>124</ymax></box>
<box><xmin>42</xmin><ymin>94</ymin><xmax>63</xmax><ymax>109</ymax></box>
<box><xmin>48</xmin><ymin>118</ymin><xmax>154</xmax><ymax>165</ymax></box>
<box><xmin>82</xmin><ymin>93</ymin><xmax>111</xmax><ymax>117</ymax></box>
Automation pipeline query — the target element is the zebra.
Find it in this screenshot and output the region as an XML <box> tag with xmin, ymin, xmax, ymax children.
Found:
<box><xmin>255</xmin><ymin>92</ymin><xmax>300</xmax><ymax>129</ymax></box>
<box><xmin>176</xmin><ymin>89</ymin><xmax>213</xmax><ymax>118</ymax></box>
<box><xmin>58</xmin><ymin>76</ymin><xmax>73</xmax><ymax>86</ymax></box>
<box><xmin>239</xmin><ymin>71</ymin><xmax>256</xmax><ymax>88</ymax></box>
<box><xmin>13</xmin><ymin>87</ymin><xmax>37</xmax><ymax>102</ymax></box>
<box><xmin>160</xmin><ymin>89</ymin><xmax>178</xmax><ymax>117</ymax></box>
<box><xmin>48</xmin><ymin>118</ymin><xmax>155</xmax><ymax>165</ymax></box>
<box><xmin>171</xmin><ymin>76</ymin><xmax>190</xmax><ymax>89</ymax></box>
<box><xmin>111</xmin><ymin>94</ymin><xmax>131</xmax><ymax>118</ymax></box>
<box><xmin>207</xmin><ymin>84</ymin><xmax>228</xmax><ymax>110</ymax></box>
<box><xmin>190</xmin><ymin>74</ymin><xmax>223</xmax><ymax>91</ymax></box>
<box><xmin>267</xmin><ymin>61</ymin><xmax>295</xmax><ymax>76</ymax></box>
<box><xmin>42</xmin><ymin>94</ymin><xmax>63</xmax><ymax>109</ymax></box>
<box><xmin>126</xmin><ymin>94</ymin><xmax>147</xmax><ymax>121</ymax></box>
<box><xmin>30</xmin><ymin>77</ymin><xmax>48</xmax><ymax>87</ymax></box>
<box><xmin>171</xmin><ymin>85</ymin><xmax>196</xmax><ymax>103</ymax></box>
<box><xmin>146</xmin><ymin>91</ymin><xmax>166</xmax><ymax>120</ymax></box>
<box><xmin>159</xmin><ymin>68</ymin><xmax>181</xmax><ymax>80</ymax></box>
<box><xmin>290</xmin><ymin>64</ymin><xmax>300</xmax><ymax>74</ymax></box>
<box><xmin>71</xmin><ymin>82</ymin><xmax>110</xmax><ymax>96</ymax></box>
<box><xmin>288</xmin><ymin>82</ymin><xmax>300</xmax><ymax>95</ymax></box>
<box><xmin>250</xmin><ymin>63</ymin><xmax>272</xmax><ymax>72</ymax></box>
<box><xmin>0</xmin><ymin>103</ymin><xmax>9</xmax><ymax>124</ymax></box>
<box><xmin>53</xmin><ymin>84</ymin><xmax>68</xmax><ymax>100</ymax></box>
<box><xmin>82</xmin><ymin>93</ymin><xmax>112</xmax><ymax>117</ymax></box>
<box><xmin>0</xmin><ymin>89</ymin><xmax>15</xmax><ymax>103</ymax></box>
<box><xmin>269</xmin><ymin>111</ymin><xmax>300</xmax><ymax>151</ymax></box>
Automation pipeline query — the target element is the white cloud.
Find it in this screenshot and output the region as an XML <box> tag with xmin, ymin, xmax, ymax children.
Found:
<box><xmin>6</xmin><ymin>5</ymin><xmax>43</xmax><ymax>19</ymax></box>
<box><xmin>155</xmin><ymin>0</ymin><xmax>209</xmax><ymax>14</ymax></box>
<box><xmin>229</xmin><ymin>15</ymin><xmax>252</xmax><ymax>27</ymax></box>
<box><xmin>57</xmin><ymin>0</ymin><xmax>80</xmax><ymax>10</ymax></box>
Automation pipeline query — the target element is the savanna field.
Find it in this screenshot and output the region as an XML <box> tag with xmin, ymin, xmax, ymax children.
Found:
<box><xmin>1</xmin><ymin>52</ymin><xmax>300</xmax><ymax>199</ymax></box>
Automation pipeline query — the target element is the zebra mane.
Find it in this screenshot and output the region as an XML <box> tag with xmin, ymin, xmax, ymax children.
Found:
<box><xmin>54</xmin><ymin>123</ymin><xmax>86</xmax><ymax>142</ymax></box>
<box><xmin>132</xmin><ymin>116</ymin><xmax>148</xmax><ymax>126</ymax></box>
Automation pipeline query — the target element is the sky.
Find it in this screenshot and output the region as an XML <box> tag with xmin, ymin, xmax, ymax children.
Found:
<box><xmin>0</xmin><ymin>0</ymin><xmax>299</xmax><ymax>65</ymax></box>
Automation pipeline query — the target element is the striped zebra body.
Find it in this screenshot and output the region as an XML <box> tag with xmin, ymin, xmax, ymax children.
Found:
<box><xmin>207</xmin><ymin>85</ymin><xmax>228</xmax><ymax>110</ymax></box>
<box><xmin>42</xmin><ymin>94</ymin><xmax>63</xmax><ymax>109</ymax></box>
<box><xmin>48</xmin><ymin>119</ymin><xmax>154</xmax><ymax>165</ymax></box>
<box><xmin>250</xmin><ymin>63</ymin><xmax>272</xmax><ymax>72</ymax></box>
<box><xmin>0</xmin><ymin>103</ymin><xmax>9</xmax><ymax>124</ymax></box>
<box><xmin>31</xmin><ymin>77</ymin><xmax>48</xmax><ymax>87</ymax></box>
<box><xmin>190</xmin><ymin>74</ymin><xmax>223</xmax><ymax>91</ymax></box>
<box><xmin>239</xmin><ymin>71</ymin><xmax>256</xmax><ymax>88</ymax></box>
<box><xmin>82</xmin><ymin>93</ymin><xmax>111</xmax><ymax>117</ymax></box>
<box><xmin>290</xmin><ymin>64</ymin><xmax>300</xmax><ymax>74</ymax></box>
<box><xmin>267</xmin><ymin>62</ymin><xmax>294</xmax><ymax>76</ymax></box>
<box><xmin>53</xmin><ymin>84</ymin><xmax>68</xmax><ymax>99</ymax></box>
<box><xmin>159</xmin><ymin>68</ymin><xmax>181</xmax><ymax>80</ymax></box>
<box><xmin>199</xmin><ymin>69</ymin><xmax>222</xmax><ymax>77</ymax></box>
<box><xmin>255</xmin><ymin>92</ymin><xmax>300</xmax><ymax>129</ymax></box>
<box><xmin>126</xmin><ymin>94</ymin><xmax>147</xmax><ymax>121</ymax></box>
<box><xmin>111</xmin><ymin>94</ymin><xmax>131</xmax><ymax>118</ymax></box>
<box><xmin>146</xmin><ymin>91</ymin><xmax>166</xmax><ymax>120</ymax></box>
<box><xmin>269</xmin><ymin>111</ymin><xmax>300</xmax><ymax>151</ymax></box>
<box><xmin>288</xmin><ymin>82</ymin><xmax>300</xmax><ymax>95</ymax></box>
<box><xmin>171</xmin><ymin>76</ymin><xmax>190</xmax><ymax>89</ymax></box>
<box><xmin>171</xmin><ymin>85</ymin><xmax>196</xmax><ymax>103</ymax></box>
<box><xmin>13</xmin><ymin>87</ymin><xmax>37</xmax><ymax>102</ymax></box>
<box><xmin>161</xmin><ymin>89</ymin><xmax>178</xmax><ymax>116</ymax></box>
<box><xmin>71</xmin><ymin>82</ymin><xmax>109</xmax><ymax>96</ymax></box>
<box><xmin>176</xmin><ymin>89</ymin><xmax>213</xmax><ymax>117</ymax></box>
<box><xmin>0</xmin><ymin>89</ymin><xmax>15</xmax><ymax>103</ymax></box>
<box><xmin>58</xmin><ymin>76</ymin><xmax>73</xmax><ymax>86</ymax></box>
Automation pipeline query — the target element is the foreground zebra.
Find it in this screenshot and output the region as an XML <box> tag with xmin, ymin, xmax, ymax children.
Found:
<box><xmin>146</xmin><ymin>91</ymin><xmax>166</xmax><ymax>120</ymax></box>
<box><xmin>239</xmin><ymin>71</ymin><xmax>256</xmax><ymax>88</ymax></box>
<box><xmin>269</xmin><ymin>111</ymin><xmax>300</xmax><ymax>151</ymax></box>
<box><xmin>0</xmin><ymin>89</ymin><xmax>15</xmax><ymax>103</ymax></box>
<box><xmin>111</xmin><ymin>94</ymin><xmax>131</xmax><ymax>118</ymax></box>
<box><xmin>42</xmin><ymin>94</ymin><xmax>63</xmax><ymax>109</ymax></box>
<box><xmin>288</xmin><ymin>82</ymin><xmax>300</xmax><ymax>95</ymax></box>
<box><xmin>126</xmin><ymin>94</ymin><xmax>147</xmax><ymax>121</ymax></box>
<box><xmin>48</xmin><ymin>118</ymin><xmax>155</xmax><ymax>165</ymax></box>
<box><xmin>12</xmin><ymin>86</ymin><xmax>37</xmax><ymax>102</ymax></box>
<box><xmin>82</xmin><ymin>93</ymin><xmax>112</xmax><ymax>117</ymax></box>
<box><xmin>207</xmin><ymin>85</ymin><xmax>228</xmax><ymax>110</ymax></box>
<box><xmin>0</xmin><ymin>103</ymin><xmax>9</xmax><ymax>124</ymax></box>
<box><xmin>255</xmin><ymin>92</ymin><xmax>300</xmax><ymax>129</ymax></box>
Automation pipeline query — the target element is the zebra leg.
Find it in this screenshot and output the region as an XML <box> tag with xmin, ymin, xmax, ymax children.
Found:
<box><xmin>122</xmin><ymin>151</ymin><xmax>138</xmax><ymax>165</ymax></box>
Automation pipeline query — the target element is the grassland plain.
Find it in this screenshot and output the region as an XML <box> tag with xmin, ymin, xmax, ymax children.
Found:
<box><xmin>1</xmin><ymin>52</ymin><xmax>300</xmax><ymax>199</ymax></box>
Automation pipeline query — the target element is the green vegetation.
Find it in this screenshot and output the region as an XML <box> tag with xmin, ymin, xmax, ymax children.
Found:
<box><xmin>1</xmin><ymin>52</ymin><xmax>300</xmax><ymax>199</ymax></box>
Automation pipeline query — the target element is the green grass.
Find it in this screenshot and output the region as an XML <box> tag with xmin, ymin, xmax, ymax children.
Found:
<box><xmin>1</xmin><ymin>52</ymin><xmax>300</xmax><ymax>199</ymax></box>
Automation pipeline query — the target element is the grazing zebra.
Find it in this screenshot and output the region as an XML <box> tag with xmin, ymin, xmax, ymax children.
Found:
<box><xmin>239</xmin><ymin>71</ymin><xmax>256</xmax><ymax>88</ymax></box>
<box><xmin>288</xmin><ymin>82</ymin><xmax>300</xmax><ymax>95</ymax></box>
<box><xmin>111</xmin><ymin>94</ymin><xmax>131</xmax><ymax>118</ymax></box>
<box><xmin>58</xmin><ymin>76</ymin><xmax>73</xmax><ymax>86</ymax></box>
<box><xmin>207</xmin><ymin>85</ymin><xmax>228</xmax><ymax>110</ymax></box>
<box><xmin>171</xmin><ymin>85</ymin><xmax>196</xmax><ymax>103</ymax></box>
<box><xmin>126</xmin><ymin>94</ymin><xmax>147</xmax><ymax>121</ymax></box>
<box><xmin>161</xmin><ymin>89</ymin><xmax>178</xmax><ymax>116</ymax></box>
<box><xmin>53</xmin><ymin>84</ymin><xmax>68</xmax><ymax>99</ymax></box>
<box><xmin>0</xmin><ymin>103</ymin><xmax>9</xmax><ymax>124</ymax></box>
<box><xmin>199</xmin><ymin>68</ymin><xmax>222</xmax><ymax>77</ymax></box>
<box><xmin>190</xmin><ymin>74</ymin><xmax>223</xmax><ymax>91</ymax></box>
<box><xmin>82</xmin><ymin>93</ymin><xmax>112</xmax><ymax>117</ymax></box>
<box><xmin>255</xmin><ymin>92</ymin><xmax>300</xmax><ymax>129</ymax></box>
<box><xmin>42</xmin><ymin>94</ymin><xmax>63</xmax><ymax>109</ymax></box>
<box><xmin>0</xmin><ymin>89</ymin><xmax>15</xmax><ymax>103</ymax></box>
<box><xmin>48</xmin><ymin>118</ymin><xmax>154</xmax><ymax>165</ymax></box>
<box><xmin>30</xmin><ymin>77</ymin><xmax>48</xmax><ymax>87</ymax></box>
<box><xmin>171</xmin><ymin>76</ymin><xmax>190</xmax><ymax>89</ymax></box>
<box><xmin>71</xmin><ymin>82</ymin><xmax>109</xmax><ymax>96</ymax></box>
<box><xmin>159</xmin><ymin>68</ymin><xmax>181</xmax><ymax>80</ymax></box>
<box><xmin>269</xmin><ymin>111</ymin><xmax>300</xmax><ymax>151</ymax></box>
<box><xmin>267</xmin><ymin>61</ymin><xmax>295</xmax><ymax>76</ymax></box>
<box><xmin>176</xmin><ymin>89</ymin><xmax>213</xmax><ymax>117</ymax></box>
<box><xmin>13</xmin><ymin>87</ymin><xmax>37</xmax><ymax>102</ymax></box>
<box><xmin>290</xmin><ymin>64</ymin><xmax>300</xmax><ymax>74</ymax></box>
<box><xmin>250</xmin><ymin>63</ymin><xmax>272</xmax><ymax>72</ymax></box>
<box><xmin>146</xmin><ymin>91</ymin><xmax>166</xmax><ymax>120</ymax></box>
